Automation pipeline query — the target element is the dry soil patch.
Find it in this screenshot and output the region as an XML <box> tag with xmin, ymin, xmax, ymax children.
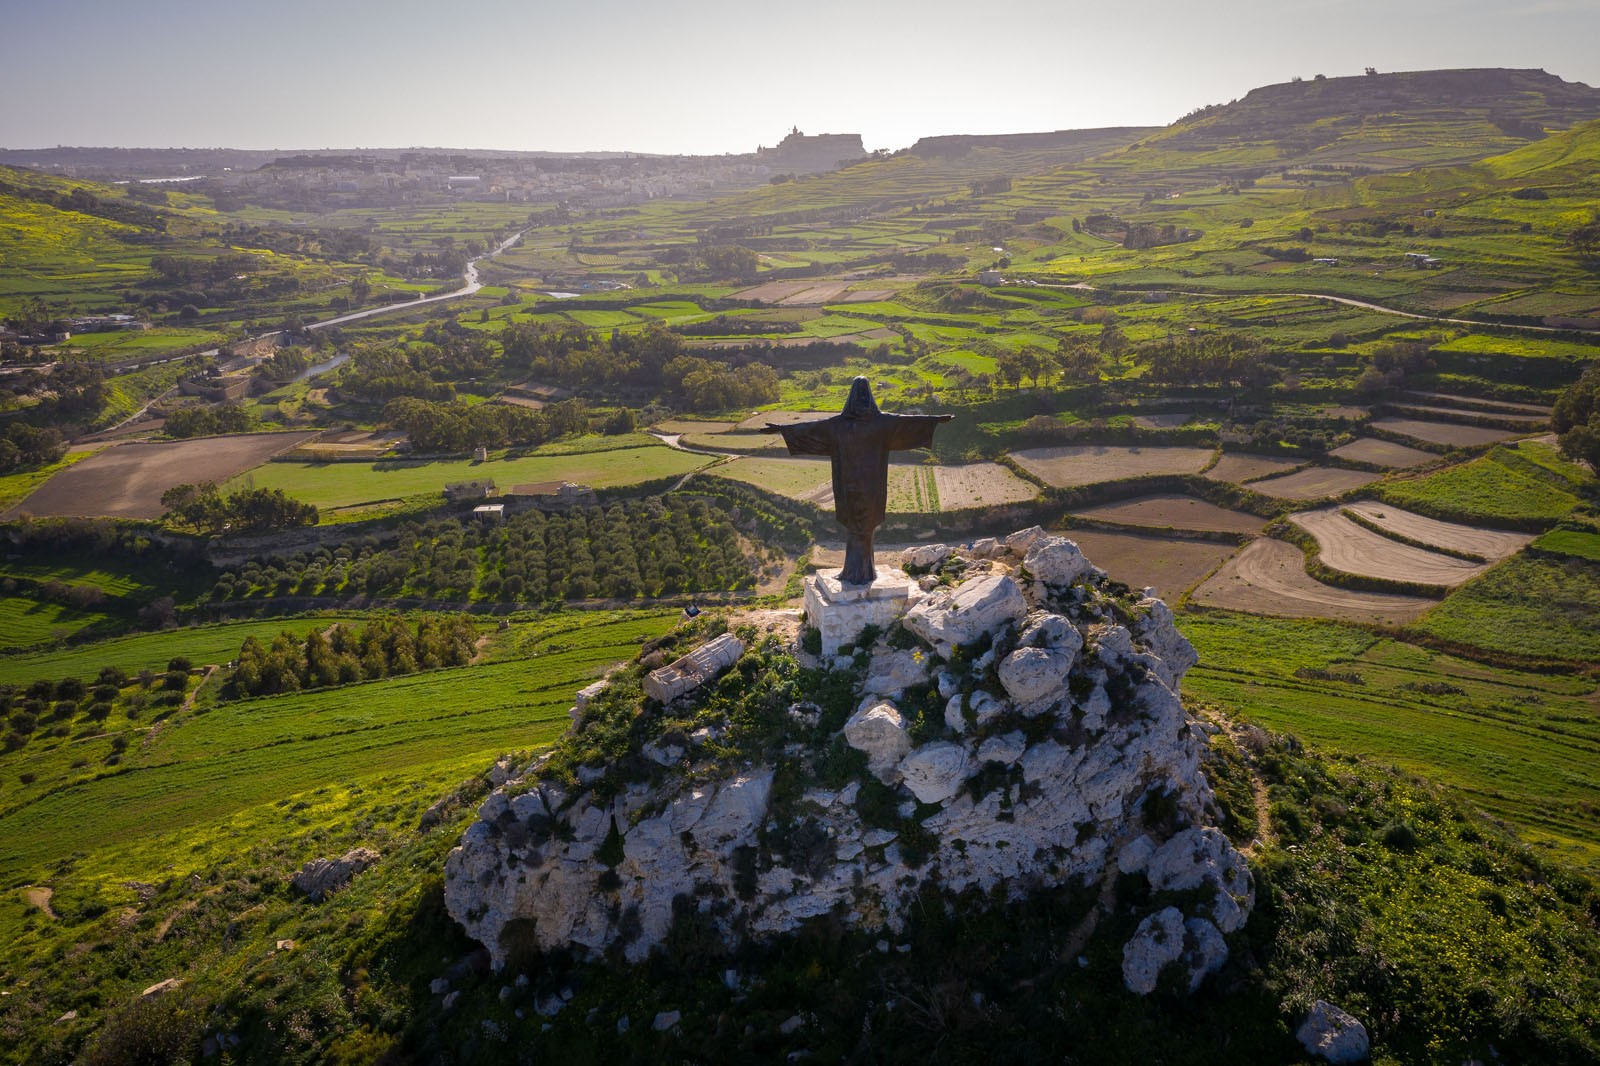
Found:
<box><xmin>1370</xmin><ymin>417</ymin><xmax>1522</xmax><ymax>448</ymax></box>
<box><xmin>933</xmin><ymin>463</ymin><xmax>1039</xmax><ymax>509</ymax></box>
<box><xmin>1203</xmin><ymin>452</ymin><xmax>1303</xmax><ymax>484</ymax></box>
<box><xmin>1290</xmin><ymin>508</ymin><xmax>1487</xmax><ymax>587</ymax></box>
<box><xmin>1064</xmin><ymin>530</ymin><xmax>1239</xmax><ymax>600</ymax></box>
<box><xmin>1341</xmin><ymin>502</ymin><xmax>1533</xmax><ymax>561</ymax></box>
<box><xmin>1072</xmin><ymin>494</ymin><xmax>1265</xmax><ymax>535</ymax></box>
<box><xmin>1249</xmin><ymin>466</ymin><xmax>1381</xmax><ymax>500</ymax></box>
<box><xmin>1011</xmin><ymin>445</ymin><xmax>1213</xmax><ymax>488</ymax></box>
<box><xmin>1329</xmin><ymin>438</ymin><xmax>1438</xmax><ymax>469</ymax></box>
<box><xmin>1190</xmin><ymin>538</ymin><xmax>1437</xmax><ymax>624</ymax></box>
<box><xmin>734</xmin><ymin>410</ymin><xmax>837</xmax><ymax>432</ymax></box>
<box><xmin>9</xmin><ymin>432</ymin><xmax>318</xmax><ymax>519</ymax></box>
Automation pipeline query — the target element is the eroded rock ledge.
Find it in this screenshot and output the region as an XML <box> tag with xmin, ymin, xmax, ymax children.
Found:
<box><xmin>444</xmin><ymin>528</ymin><xmax>1253</xmax><ymax>996</ymax></box>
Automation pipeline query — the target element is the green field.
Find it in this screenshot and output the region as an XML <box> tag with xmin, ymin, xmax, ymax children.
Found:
<box><xmin>0</xmin><ymin>610</ymin><xmax>675</xmax><ymax>878</ymax></box>
<box><xmin>1375</xmin><ymin>440</ymin><xmax>1588</xmax><ymax>525</ymax></box>
<box><xmin>0</xmin><ymin>594</ymin><xmax>106</xmax><ymax>650</ymax></box>
<box><xmin>1414</xmin><ymin>554</ymin><xmax>1600</xmax><ymax>662</ymax></box>
<box><xmin>229</xmin><ymin>444</ymin><xmax>710</xmax><ymax>511</ymax></box>
<box><xmin>1180</xmin><ymin>610</ymin><xmax>1600</xmax><ymax>865</ymax></box>
<box><xmin>0</xmin><ymin>614</ymin><xmax>371</xmax><ymax>686</ymax></box>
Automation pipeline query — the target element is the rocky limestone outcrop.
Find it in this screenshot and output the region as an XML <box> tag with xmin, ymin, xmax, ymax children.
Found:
<box><xmin>444</xmin><ymin>531</ymin><xmax>1251</xmax><ymax>996</ymax></box>
<box><xmin>292</xmin><ymin>847</ymin><xmax>380</xmax><ymax>902</ymax></box>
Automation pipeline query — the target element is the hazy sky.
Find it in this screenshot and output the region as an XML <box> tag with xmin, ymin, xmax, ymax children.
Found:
<box><xmin>5</xmin><ymin>0</ymin><xmax>1599</xmax><ymax>154</ymax></box>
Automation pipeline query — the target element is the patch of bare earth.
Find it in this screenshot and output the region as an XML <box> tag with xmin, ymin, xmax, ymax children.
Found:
<box><xmin>1342</xmin><ymin>502</ymin><xmax>1533</xmax><ymax>560</ymax></box>
<box><xmin>932</xmin><ymin>463</ymin><xmax>1039</xmax><ymax>508</ymax></box>
<box><xmin>8</xmin><ymin>432</ymin><xmax>318</xmax><ymax>519</ymax></box>
<box><xmin>1329</xmin><ymin>438</ymin><xmax>1438</xmax><ymax>469</ymax></box>
<box><xmin>1072</xmin><ymin>494</ymin><xmax>1265</xmax><ymax>535</ymax></box>
<box><xmin>1369</xmin><ymin>416</ymin><xmax>1522</xmax><ymax>448</ymax></box>
<box><xmin>1011</xmin><ymin>445</ymin><xmax>1213</xmax><ymax>488</ymax></box>
<box><xmin>1248</xmin><ymin>465</ymin><xmax>1382</xmax><ymax>500</ymax></box>
<box><xmin>1062</xmin><ymin>530</ymin><xmax>1239</xmax><ymax>600</ymax></box>
<box><xmin>21</xmin><ymin>886</ymin><xmax>57</xmax><ymax>919</ymax></box>
<box><xmin>734</xmin><ymin>410</ymin><xmax>836</xmax><ymax>432</ymax></box>
<box><xmin>1289</xmin><ymin>508</ymin><xmax>1487</xmax><ymax>586</ymax></box>
<box><xmin>1203</xmin><ymin>452</ymin><xmax>1303</xmax><ymax>484</ymax></box>
<box><xmin>1189</xmin><ymin>538</ymin><xmax>1436</xmax><ymax>624</ymax></box>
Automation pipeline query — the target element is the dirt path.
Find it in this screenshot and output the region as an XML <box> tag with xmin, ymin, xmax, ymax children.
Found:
<box><xmin>21</xmin><ymin>886</ymin><xmax>57</xmax><ymax>919</ymax></box>
<box><xmin>179</xmin><ymin>665</ymin><xmax>220</xmax><ymax>713</ymax></box>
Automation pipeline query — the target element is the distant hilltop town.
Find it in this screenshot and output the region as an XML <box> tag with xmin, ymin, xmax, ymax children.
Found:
<box><xmin>0</xmin><ymin>130</ymin><xmax>871</xmax><ymax>213</ymax></box>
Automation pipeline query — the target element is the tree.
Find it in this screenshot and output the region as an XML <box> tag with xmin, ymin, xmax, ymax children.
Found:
<box><xmin>1568</xmin><ymin>219</ymin><xmax>1600</xmax><ymax>258</ymax></box>
<box><xmin>1552</xmin><ymin>362</ymin><xmax>1600</xmax><ymax>469</ymax></box>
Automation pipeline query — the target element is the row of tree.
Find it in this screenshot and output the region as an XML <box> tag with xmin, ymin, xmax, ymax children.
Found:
<box><xmin>227</xmin><ymin>614</ymin><xmax>478</xmax><ymax>697</ymax></box>
<box><xmin>210</xmin><ymin>498</ymin><xmax>755</xmax><ymax>604</ymax></box>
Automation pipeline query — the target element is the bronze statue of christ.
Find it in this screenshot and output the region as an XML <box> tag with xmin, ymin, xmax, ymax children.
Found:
<box><xmin>763</xmin><ymin>378</ymin><xmax>952</xmax><ymax>586</ymax></box>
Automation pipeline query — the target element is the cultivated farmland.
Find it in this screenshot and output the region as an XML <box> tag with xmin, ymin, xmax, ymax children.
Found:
<box><xmin>1010</xmin><ymin>445</ymin><xmax>1214</xmax><ymax>488</ymax></box>
<box><xmin>1190</xmin><ymin>537</ymin><xmax>1438</xmax><ymax>624</ymax></box>
<box><xmin>1290</xmin><ymin>507</ymin><xmax>1490</xmax><ymax>586</ymax></box>
<box><xmin>1342</xmin><ymin>501</ymin><xmax>1534</xmax><ymax>560</ymax></box>
<box><xmin>1065</xmin><ymin>530</ymin><xmax>1239</xmax><ymax>600</ymax></box>
<box><xmin>710</xmin><ymin>456</ymin><xmax>832</xmax><ymax>500</ymax></box>
<box><xmin>230</xmin><ymin>445</ymin><xmax>710</xmax><ymax>512</ymax></box>
<box><xmin>8</xmin><ymin>432</ymin><xmax>318</xmax><ymax>519</ymax></box>
<box><xmin>1071</xmin><ymin>494</ymin><xmax>1265</xmax><ymax>534</ymax></box>
<box><xmin>1329</xmin><ymin>437</ymin><xmax>1440</xmax><ymax>468</ymax></box>
<box><xmin>1203</xmin><ymin>452</ymin><xmax>1303</xmax><ymax>484</ymax></box>
<box><xmin>1248</xmin><ymin>465</ymin><xmax>1383</xmax><ymax>500</ymax></box>
<box><xmin>931</xmin><ymin>463</ymin><xmax>1038</xmax><ymax>508</ymax></box>
<box><xmin>1370</xmin><ymin>416</ymin><xmax>1524</xmax><ymax>448</ymax></box>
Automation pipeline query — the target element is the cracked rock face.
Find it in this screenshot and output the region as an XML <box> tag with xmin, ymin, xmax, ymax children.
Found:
<box><xmin>444</xmin><ymin>531</ymin><xmax>1252</xmax><ymax>992</ymax></box>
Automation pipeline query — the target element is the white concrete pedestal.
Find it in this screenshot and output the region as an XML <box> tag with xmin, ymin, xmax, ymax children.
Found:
<box><xmin>804</xmin><ymin>569</ymin><xmax>921</xmax><ymax>656</ymax></box>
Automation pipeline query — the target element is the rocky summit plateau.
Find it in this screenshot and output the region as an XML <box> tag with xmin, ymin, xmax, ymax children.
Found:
<box><xmin>445</xmin><ymin>527</ymin><xmax>1253</xmax><ymax>998</ymax></box>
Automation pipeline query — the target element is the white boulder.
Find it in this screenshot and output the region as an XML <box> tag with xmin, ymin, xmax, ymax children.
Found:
<box><xmin>903</xmin><ymin>574</ymin><xmax>1027</xmax><ymax>658</ymax></box>
<box><xmin>844</xmin><ymin>703</ymin><xmax>913</xmax><ymax>779</ymax></box>
<box><xmin>1121</xmin><ymin>906</ymin><xmax>1186</xmax><ymax>995</ymax></box>
<box><xmin>862</xmin><ymin>649</ymin><xmax>928</xmax><ymax>699</ymax></box>
<box><xmin>1296</xmin><ymin>1000</ymin><xmax>1370</xmax><ymax>1064</ymax></box>
<box><xmin>900</xmin><ymin>544</ymin><xmax>952</xmax><ymax>571</ymax></box>
<box><xmin>898</xmin><ymin>742</ymin><xmax>972</xmax><ymax>804</ymax></box>
<box><xmin>1022</xmin><ymin>536</ymin><xmax>1093</xmax><ymax>594</ymax></box>
<box><xmin>998</xmin><ymin>646</ymin><xmax>1075</xmax><ymax>709</ymax></box>
<box><xmin>976</xmin><ymin>731</ymin><xmax>1026</xmax><ymax>766</ymax></box>
<box><xmin>943</xmin><ymin>689</ymin><xmax>1005</xmax><ymax>734</ymax></box>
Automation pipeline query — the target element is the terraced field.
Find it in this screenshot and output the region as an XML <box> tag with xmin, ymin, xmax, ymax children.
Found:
<box><xmin>1066</xmin><ymin>530</ymin><xmax>1238</xmax><ymax>600</ymax></box>
<box><xmin>1071</xmin><ymin>494</ymin><xmax>1265</xmax><ymax>534</ymax></box>
<box><xmin>1248</xmin><ymin>465</ymin><xmax>1383</xmax><ymax>500</ymax></box>
<box><xmin>1180</xmin><ymin>612</ymin><xmax>1600</xmax><ymax>863</ymax></box>
<box><xmin>1329</xmin><ymin>437</ymin><xmax>1439</xmax><ymax>469</ymax></box>
<box><xmin>1342</xmin><ymin>501</ymin><xmax>1533</xmax><ymax>560</ymax></box>
<box><xmin>1190</xmin><ymin>537</ymin><xmax>1438</xmax><ymax>624</ymax></box>
<box><xmin>1203</xmin><ymin>452</ymin><xmax>1303</xmax><ymax>484</ymax></box>
<box><xmin>1289</xmin><ymin>507</ymin><xmax>1490</xmax><ymax>587</ymax></box>
<box><xmin>1370</xmin><ymin>416</ymin><xmax>1524</xmax><ymax>448</ymax></box>
<box><xmin>932</xmin><ymin>463</ymin><xmax>1038</xmax><ymax>508</ymax></box>
<box><xmin>1011</xmin><ymin>445</ymin><xmax>1214</xmax><ymax>488</ymax></box>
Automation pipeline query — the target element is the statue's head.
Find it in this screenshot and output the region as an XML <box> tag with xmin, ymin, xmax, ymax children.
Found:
<box><xmin>842</xmin><ymin>376</ymin><xmax>879</xmax><ymax>418</ymax></box>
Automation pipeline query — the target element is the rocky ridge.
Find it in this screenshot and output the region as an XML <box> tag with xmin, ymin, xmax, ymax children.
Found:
<box><xmin>444</xmin><ymin>528</ymin><xmax>1253</xmax><ymax>996</ymax></box>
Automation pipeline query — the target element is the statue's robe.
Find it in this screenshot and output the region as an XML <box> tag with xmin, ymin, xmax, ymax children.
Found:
<box><xmin>772</xmin><ymin>410</ymin><xmax>947</xmax><ymax>585</ymax></box>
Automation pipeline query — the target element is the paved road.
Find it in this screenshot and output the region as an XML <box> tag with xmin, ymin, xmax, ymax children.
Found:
<box><xmin>307</xmin><ymin>229</ymin><xmax>524</xmax><ymax>331</ymax></box>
